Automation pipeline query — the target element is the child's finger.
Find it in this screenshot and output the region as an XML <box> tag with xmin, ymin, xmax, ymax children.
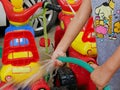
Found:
<box><xmin>54</xmin><ymin>60</ymin><xmax>64</xmax><ymax>67</ymax></box>
<box><xmin>90</xmin><ymin>64</ymin><xmax>98</xmax><ymax>69</ymax></box>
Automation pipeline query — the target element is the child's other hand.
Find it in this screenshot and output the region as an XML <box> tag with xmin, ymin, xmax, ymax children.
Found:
<box><xmin>90</xmin><ymin>64</ymin><xmax>111</xmax><ymax>90</ymax></box>
<box><xmin>51</xmin><ymin>49</ymin><xmax>66</xmax><ymax>67</ymax></box>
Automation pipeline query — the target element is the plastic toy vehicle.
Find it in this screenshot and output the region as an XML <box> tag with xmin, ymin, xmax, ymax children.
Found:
<box><xmin>0</xmin><ymin>1</ymin><xmax>61</xmax><ymax>89</ymax></box>
<box><xmin>54</xmin><ymin>0</ymin><xmax>97</xmax><ymax>90</ymax></box>
<box><xmin>0</xmin><ymin>0</ymin><xmax>58</xmax><ymax>36</ymax></box>
<box><xmin>0</xmin><ymin>30</ymin><xmax>50</xmax><ymax>90</ymax></box>
<box><xmin>1</xmin><ymin>31</ymin><xmax>40</xmax><ymax>82</ymax></box>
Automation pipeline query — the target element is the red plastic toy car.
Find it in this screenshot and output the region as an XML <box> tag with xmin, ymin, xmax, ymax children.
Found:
<box><xmin>54</xmin><ymin>0</ymin><xmax>97</xmax><ymax>90</ymax></box>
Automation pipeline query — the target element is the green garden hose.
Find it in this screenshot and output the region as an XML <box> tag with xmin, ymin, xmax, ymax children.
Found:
<box><xmin>58</xmin><ymin>56</ymin><xmax>110</xmax><ymax>90</ymax></box>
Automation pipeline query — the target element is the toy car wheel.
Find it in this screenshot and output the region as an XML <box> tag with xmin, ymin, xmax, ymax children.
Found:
<box><xmin>24</xmin><ymin>0</ymin><xmax>59</xmax><ymax>36</ymax></box>
<box><xmin>53</xmin><ymin>66</ymin><xmax>78</xmax><ymax>90</ymax></box>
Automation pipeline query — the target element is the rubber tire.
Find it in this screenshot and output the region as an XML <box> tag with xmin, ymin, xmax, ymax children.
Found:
<box><xmin>53</xmin><ymin>67</ymin><xmax>78</xmax><ymax>90</ymax></box>
<box><xmin>24</xmin><ymin>0</ymin><xmax>59</xmax><ymax>37</ymax></box>
<box><xmin>36</xmin><ymin>0</ymin><xmax>58</xmax><ymax>37</ymax></box>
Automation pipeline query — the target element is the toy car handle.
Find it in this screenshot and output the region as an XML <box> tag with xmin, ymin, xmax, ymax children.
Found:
<box><xmin>43</xmin><ymin>2</ymin><xmax>62</xmax><ymax>12</ymax></box>
<box><xmin>58</xmin><ymin>56</ymin><xmax>110</xmax><ymax>90</ymax></box>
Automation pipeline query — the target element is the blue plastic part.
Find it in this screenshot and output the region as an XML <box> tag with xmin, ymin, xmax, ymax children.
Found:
<box><xmin>5</xmin><ymin>24</ymin><xmax>35</xmax><ymax>36</ymax></box>
<box><xmin>58</xmin><ymin>56</ymin><xmax>111</xmax><ymax>90</ymax></box>
<box><xmin>10</xmin><ymin>38</ymin><xmax>29</xmax><ymax>46</ymax></box>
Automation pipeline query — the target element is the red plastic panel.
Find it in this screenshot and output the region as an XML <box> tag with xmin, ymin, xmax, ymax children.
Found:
<box><xmin>2</xmin><ymin>30</ymin><xmax>39</xmax><ymax>66</ymax></box>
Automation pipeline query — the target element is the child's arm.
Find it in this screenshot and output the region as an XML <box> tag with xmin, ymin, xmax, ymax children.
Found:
<box><xmin>91</xmin><ymin>46</ymin><xmax>120</xmax><ymax>90</ymax></box>
<box><xmin>52</xmin><ymin>0</ymin><xmax>92</xmax><ymax>65</ymax></box>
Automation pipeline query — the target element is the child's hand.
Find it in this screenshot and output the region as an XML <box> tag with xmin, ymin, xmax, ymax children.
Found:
<box><xmin>51</xmin><ymin>49</ymin><xmax>66</xmax><ymax>66</ymax></box>
<box><xmin>90</xmin><ymin>64</ymin><xmax>112</xmax><ymax>90</ymax></box>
